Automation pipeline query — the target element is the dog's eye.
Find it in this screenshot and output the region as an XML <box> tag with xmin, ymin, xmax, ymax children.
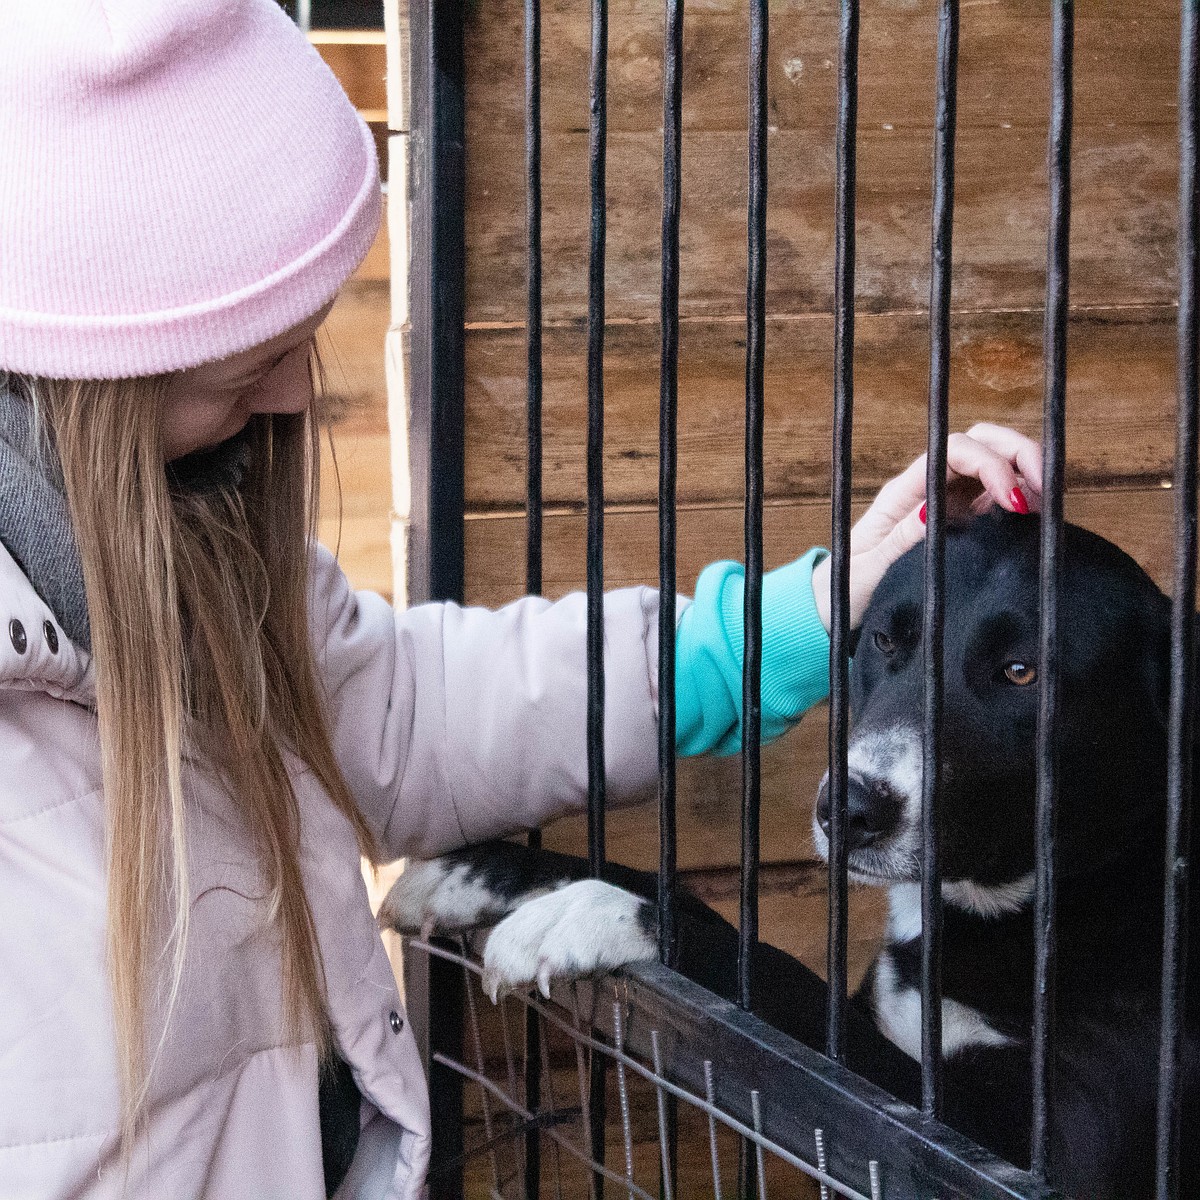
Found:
<box><xmin>1002</xmin><ymin>661</ymin><xmax>1037</xmax><ymax>686</ymax></box>
<box><xmin>872</xmin><ymin>630</ymin><xmax>895</xmax><ymax>655</ymax></box>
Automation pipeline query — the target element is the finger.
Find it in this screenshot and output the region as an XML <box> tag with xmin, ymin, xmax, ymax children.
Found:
<box><xmin>945</xmin><ymin>431</ymin><xmax>1030</xmax><ymax>514</ymax></box>
<box><xmin>962</xmin><ymin>423</ymin><xmax>1044</xmax><ymax>495</ymax></box>
<box><xmin>850</xmin><ymin>502</ymin><xmax>926</xmax><ymax>626</ymax></box>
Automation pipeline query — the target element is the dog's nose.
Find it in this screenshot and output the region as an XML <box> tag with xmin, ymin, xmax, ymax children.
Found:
<box><xmin>816</xmin><ymin>776</ymin><xmax>903</xmax><ymax>850</ymax></box>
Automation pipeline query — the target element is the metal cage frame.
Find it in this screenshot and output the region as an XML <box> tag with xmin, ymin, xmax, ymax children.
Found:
<box><xmin>403</xmin><ymin>2</ymin><xmax>1200</xmax><ymax>1198</ymax></box>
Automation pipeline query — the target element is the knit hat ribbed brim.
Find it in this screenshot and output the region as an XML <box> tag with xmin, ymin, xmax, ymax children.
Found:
<box><xmin>0</xmin><ymin>0</ymin><xmax>381</xmax><ymax>380</ymax></box>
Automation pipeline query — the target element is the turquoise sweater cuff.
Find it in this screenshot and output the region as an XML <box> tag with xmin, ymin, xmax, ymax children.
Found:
<box><xmin>674</xmin><ymin>548</ymin><xmax>832</xmax><ymax>757</ymax></box>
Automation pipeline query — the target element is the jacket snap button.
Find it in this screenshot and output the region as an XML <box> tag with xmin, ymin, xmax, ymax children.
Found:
<box><xmin>388</xmin><ymin>1010</ymin><xmax>403</xmax><ymax>1034</ymax></box>
<box><xmin>43</xmin><ymin>621</ymin><xmax>58</xmax><ymax>654</ymax></box>
<box><xmin>8</xmin><ymin>619</ymin><xmax>26</xmax><ymax>655</ymax></box>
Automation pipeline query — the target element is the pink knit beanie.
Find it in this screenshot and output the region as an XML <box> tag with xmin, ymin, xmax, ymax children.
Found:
<box><xmin>0</xmin><ymin>0</ymin><xmax>381</xmax><ymax>379</ymax></box>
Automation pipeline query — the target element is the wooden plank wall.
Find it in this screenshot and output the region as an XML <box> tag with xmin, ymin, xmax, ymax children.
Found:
<box><xmin>458</xmin><ymin>1</ymin><xmax>1186</xmax><ymax>964</ymax></box>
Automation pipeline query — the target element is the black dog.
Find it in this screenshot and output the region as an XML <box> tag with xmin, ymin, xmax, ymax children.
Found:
<box><xmin>382</xmin><ymin>512</ymin><xmax>1200</xmax><ymax>1198</ymax></box>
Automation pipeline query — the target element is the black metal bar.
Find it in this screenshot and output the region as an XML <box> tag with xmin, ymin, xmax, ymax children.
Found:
<box><xmin>739</xmin><ymin>8</ymin><xmax>769</xmax><ymax>1194</ymax></box>
<box><xmin>1156</xmin><ymin>3</ymin><xmax>1199</xmax><ymax>1195</ymax></box>
<box><xmin>407</xmin><ymin>4</ymin><xmax>466</xmax><ymax>1195</ymax></box>
<box><xmin>826</xmin><ymin>0</ymin><xmax>860</xmax><ymax>1066</ymax></box>
<box><xmin>658</xmin><ymin>0</ymin><xmax>682</xmax><ymax>982</ymax></box>
<box><xmin>407</xmin><ymin>0</ymin><xmax>465</xmax><ymax>610</ymax></box>
<box><xmin>740</xmin><ymin>0</ymin><xmax>767</xmax><ymax>1022</ymax></box>
<box><xmin>586</xmin><ymin>0</ymin><xmax>608</xmax><ymax>883</ymax></box>
<box><xmin>525</xmin><ymin>0</ymin><xmax>544</xmax><ymax>602</ymax></box>
<box><xmin>586</xmin><ymin>1</ymin><xmax>609</xmax><ymax>1192</ymax></box>
<box><xmin>1030</xmin><ymin>1</ymin><xmax>1073</xmax><ymax>1181</ymax></box>
<box><xmin>523</xmin><ymin>2</ymin><xmax>544</xmax><ymax>1195</ymax></box>
<box><xmin>921</xmin><ymin>0</ymin><xmax>959</xmax><ymax>1122</ymax></box>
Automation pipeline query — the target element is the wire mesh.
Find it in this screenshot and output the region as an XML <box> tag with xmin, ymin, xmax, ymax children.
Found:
<box><xmin>412</xmin><ymin>939</ymin><xmax>886</xmax><ymax>1200</ymax></box>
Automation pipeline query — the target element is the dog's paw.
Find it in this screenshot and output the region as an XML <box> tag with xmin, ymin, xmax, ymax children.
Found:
<box><xmin>481</xmin><ymin>880</ymin><xmax>656</xmax><ymax>1002</ymax></box>
<box><xmin>378</xmin><ymin>858</ymin><xmax>517</xmax><ymax>938</ymax></box>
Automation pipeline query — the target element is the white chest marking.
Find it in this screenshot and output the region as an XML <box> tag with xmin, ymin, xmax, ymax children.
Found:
<box><xmin>872</xmin><ymin>950</ymin><xmax>1014</xmax><ymax>1061</ymax></box>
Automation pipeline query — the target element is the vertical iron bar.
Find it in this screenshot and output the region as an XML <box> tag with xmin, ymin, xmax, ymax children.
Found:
<box><xmin>920</xmin><ymin>0</ymin><xmax>959</xmax><ymax>1122</ymax></box>
<box><xmin>650</xmin><ymin>1031</ymin><xmax>676</xmax><ymax>1200</ymax></box>
<box><xmin>658</xmin><ymin>0</ymin><xmax>683</xmax><ymax>1188</ymax></box>
<box><xmin>826</xmin><ymin>0</ymin><xmax>860</xmax><ymax>1065</ymax></box>
<box><xmin>740</xmin><ymin>0</ymin><xmax>768</xmax><ymax>1019</ymax></box>
<box><xmin>524</xmin><ymin>3</ymin><xmax>545</xmax><ymax>1195</ymax></box>
<box><xmin>525</xmin><ymin>0</ymin><xmax>544</xmax><ymax>602</ymax></box>
<box><xmin>1030</xmin><ymin>0</ymin><xmax>1073</xmax><ymax>1180</ymax></box>
<box><xmin>586</xmin><ymin>0</ymin><xmax>608</xmax><ymax>883</ymax></box>
<box><xmin>740</xmin><ymin>9</ymin><xmax>768</xmax><ymax>1194</ymax></box>
<box><xmin>1156</xmin><ymin>2</ymin><xmax>1199</xmax><ymax>1195</ymax></box>
<box><xmin>407</xmin><ymin>0</ymin><xmax>466</xmax><ymax>609</ymax></box>
<box><xmin>658</xmin><ymin>0</ymin><xmax>682</xmax><ymax>978</ymax></box>
<box><xmin>408</xmin><ymin>5</ymin><xmax>467</xmax><ymax>1195</ymax></box>
<box><xmin>586</xmin><ymin>4</ymin><xmax>609</xmax><ymax>1193</ymax></box>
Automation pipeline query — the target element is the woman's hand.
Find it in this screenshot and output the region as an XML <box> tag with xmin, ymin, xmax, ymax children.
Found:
<box><xmin>810</xmin><ymin>423</ymin><xmax>1043</xmax><ymax>632</ymax></box>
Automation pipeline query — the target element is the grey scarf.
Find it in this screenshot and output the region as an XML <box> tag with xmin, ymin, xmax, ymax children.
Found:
<box><xmin>0</xmin><ymin>385</ymin><xmax>250</xmax><ymax>653</ymax></box>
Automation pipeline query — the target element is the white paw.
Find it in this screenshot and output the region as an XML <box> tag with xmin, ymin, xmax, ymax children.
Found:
<box><xmin>481</xmin><ymin>880</ymin><xmax>656</xmax><ymax>1002</ymax></box>
<box><xmin>378</xmin><ymin>859</ymin><xmax>515</xmax><ymax>938</ymax></box>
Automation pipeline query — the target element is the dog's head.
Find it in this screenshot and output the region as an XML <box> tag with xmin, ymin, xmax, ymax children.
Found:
<box><xmin>813</xmin><ymin>510</ymin><xmax>1174</xmax><ymax>909</ymax></box>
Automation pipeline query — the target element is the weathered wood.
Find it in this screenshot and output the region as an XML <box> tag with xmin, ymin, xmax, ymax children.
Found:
<box><xmin>463</xmin><ymin>308</ymin><xmax>1176</xmax><ymax>509</ymax></box>
<box><xmin>466</xmin><ymin>122</ymin><xmax>1178</xmax><ymax>323</ymax></box>
<box><xmin>469</xmin><ymin>487</ymin><xmax>1190</xmax><ymax>879</ymax></box>
<box><xmin>463</xmin><ymin>1</ymin><xmax>1176</xmax><ymax>136</ymax></box>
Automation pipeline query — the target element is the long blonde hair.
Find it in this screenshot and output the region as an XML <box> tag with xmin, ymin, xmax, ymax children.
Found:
<box><xmin>21</xmin><ymin>354</ymin><xmax>375</xmax><ymax>1146</ymax></box>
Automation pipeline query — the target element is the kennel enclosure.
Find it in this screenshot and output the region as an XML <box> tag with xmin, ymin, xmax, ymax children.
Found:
<box><xmin>388</xmin><ymin>1</ymin><xmax>1200</xmax><ymax>1197</ymax></box>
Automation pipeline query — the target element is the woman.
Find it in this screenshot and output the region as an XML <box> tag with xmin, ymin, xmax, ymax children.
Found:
<box><xmin>0</xmin><ymin>0</ymin><xmax>1041</xmax><ymax>1196</ymax></box>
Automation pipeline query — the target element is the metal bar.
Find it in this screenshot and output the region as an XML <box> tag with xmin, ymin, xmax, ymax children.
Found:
<box><xmin>657</xmin><ymin>0</ymin><xmax>683</xmax><ymax>977</ymax></box>
<box><xmin>704</xmin><ymin>1060</ymin><xmax>725</xmax><ymax>1200</ymax></box>
<box><xmin>525</xmin><ymin>0</ymin><xmax>544</xmax><ymax>601</ymax></box>
<box><xmin>826</xmin><ymin>0</ymin><xmax>860</xmax><ymax>1065</ymax></box>
<box><xmin>585</xmin><ymin>1</ymin><xmax>610</xmax><ymax>1190</ymax></box>
<box><xmin>740</xmin><ymin>0</ymin><xmax>768</xmax><ymax>1020</ymax></box>
<box><xmin>1156</xmin><ymin>2</ymin><xmax>1200</xmax><ymax>1194</ymax></box>
<box><xmin>586</xmin><ymin>0</ymin><xmax>609</xmax><ymax>880</ymax></box>
<box><xmin>1030</xmin><ymin>0</ymin><xmax>1073</xmax><ymax>1180</ymax></box>
<box><xmin>463</xmin><ymin>952</ymin><xmax>502</xmax><ymax>1190</ymax></box>
<box><xmin>569</xmin><ymin>986</ymin><xmax>600</xmax><ymax>1200</ymax></box>
<box><xmin>816</xmin><ymin>1129</ymin><xmax>832</xmax><ymax>1200</ymax></box>
<box><xmin>523</xmin><ymin>3</ymin><xmax>545</xmax><ymax>1193</ymax></box>
<box><xmin>407</xmin><ymin>6</ymin><xmax>467</xmax><ymax>1194</ymax></box>
<box><xmin>407</xmin><ymin>0</ymin><xmax>465</xmax><ymax>609</ymax></box>
<box><xmin>612</xmin><ymin>1003</ymin><xmax>636</xmax><ymax>1198</ymax></box>
<box><xmin>650</xmin><ymin>1031</ymin><xmax>676</xmax><ymax>1200</ymax></box>
<box><xmin>920</xmin><ymin>0</ymin><xmax>959</xmax><ymax>1122</ymax></box>
<box><xmin>751</xmin><ymin>1090</ymin><xmax>769</xmax><ymax>1200</ymax></box>
<box><xmin>537</xmin><ymin>1010</ymin><xmax>566</xmax><ymax>1200</ymax></box>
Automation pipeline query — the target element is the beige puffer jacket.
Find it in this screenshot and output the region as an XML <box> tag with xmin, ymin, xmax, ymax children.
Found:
<box><xmin>0</xmin><ymin>539</ymin><xmax>663</xmax><ymax>1199</ymax></box>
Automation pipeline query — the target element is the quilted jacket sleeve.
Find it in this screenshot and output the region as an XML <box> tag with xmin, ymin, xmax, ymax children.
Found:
<box><xmin>308</xmin><ymin>545</ymin><xmax>665</xmax><ymax>862</ymax></box>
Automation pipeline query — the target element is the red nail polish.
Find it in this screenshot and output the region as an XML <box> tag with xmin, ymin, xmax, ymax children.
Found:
<box><xmin>918</xmin><ymin>502</ymin><xmax>927</xmax><ymax>525</ymax></box>
<box><xmin>1010</xmin><ymin>487</ymin><xmax>1030</xmax><ymax>514</ymax></box>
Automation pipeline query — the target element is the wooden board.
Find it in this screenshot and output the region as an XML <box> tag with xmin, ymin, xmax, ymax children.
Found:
<box><xmin>463</xmin><ymin>1</ymin><xmax>1177</xmax><ymax>136</ymax></box>
<box><xmin>466</xmin><ymin>487</ymin><xmax>1190</xmax><ymax>876</ymax></box>
<box><xmin>318</xmin><ymin>279</ymin><xmax>394</xmax><ymax>599</ymax></box>
<box><xmin>313</xmin><ymin>37</ymin><xmax>387</xmax><ymax>115</ymax></box>
<box><xmin>465</xmin><ymin>122</ymin><xmax>1178</xmax><ymax>324</ymax></box>
<box><xmin>463</xmin><ymin>307</ymin><xmax>1176</xmax><ymax>509</ymax></box>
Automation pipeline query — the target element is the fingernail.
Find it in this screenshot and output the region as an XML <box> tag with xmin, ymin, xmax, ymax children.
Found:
<box><xmin>1010</xmin><ymin>487</ymin><xmax>1030</xmax><ymax>514</ymax></box>
<box><xmin>918</xmin><ymin>502</ymin><xmax>927</xmax><ymax>525</ymax></box>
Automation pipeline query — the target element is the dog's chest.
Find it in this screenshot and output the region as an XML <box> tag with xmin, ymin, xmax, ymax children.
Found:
<box><xmin>872</xmin><ymin>884</ymin><xmax>1015</xmax><ymax>1062</ymax></box>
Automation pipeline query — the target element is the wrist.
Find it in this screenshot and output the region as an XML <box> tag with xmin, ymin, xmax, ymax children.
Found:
<box><xmin>810</xmin><ymin>554</ymin><xmax>832</xmax><ymax>634</ymax></box>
